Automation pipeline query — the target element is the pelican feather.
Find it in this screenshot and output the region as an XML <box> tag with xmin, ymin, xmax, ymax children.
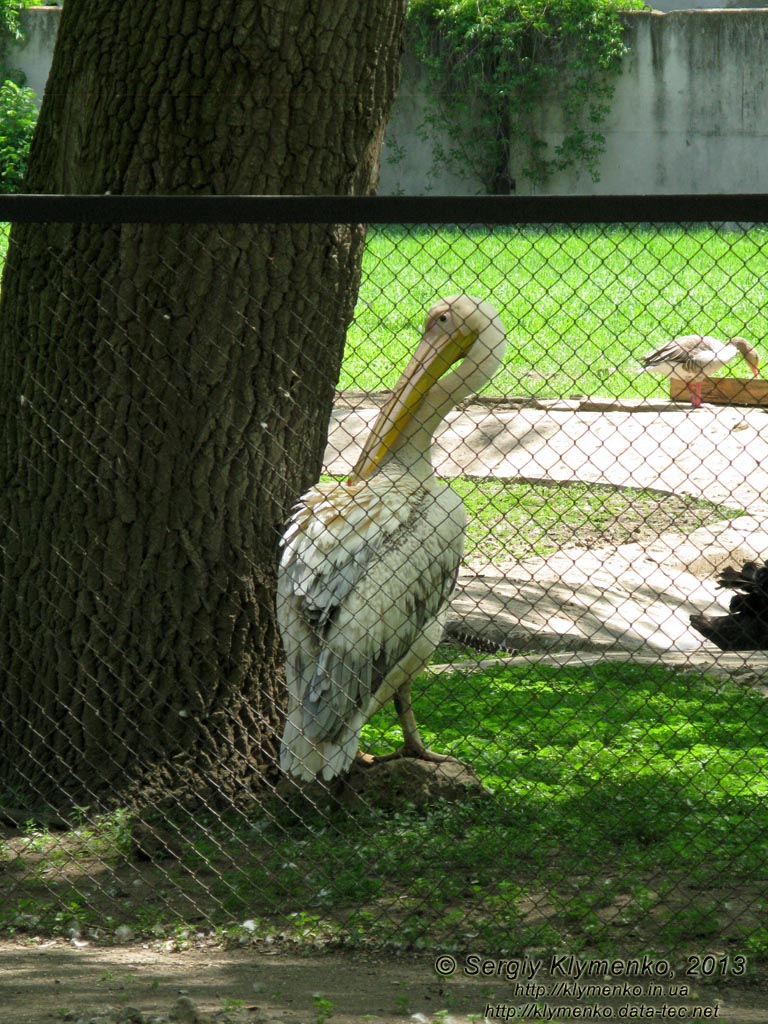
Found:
<box><xmin>278</xmin><ymin>296</ymin><xmax>507</xmax><ymax>781</ymax></box>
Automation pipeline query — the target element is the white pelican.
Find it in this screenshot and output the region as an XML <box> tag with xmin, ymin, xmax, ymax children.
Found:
<box><xmin>640</xmin><ymin>334</ymin><xmax>759</xmax><ymax>407</ymax></box>
<box><xmin>277</xmin><ymin>295</ymin><xmax>507</xmax><ymax>782</ymax></box>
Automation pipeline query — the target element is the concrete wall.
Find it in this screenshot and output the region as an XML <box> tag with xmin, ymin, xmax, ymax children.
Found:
<box><xmin>10</xmin><ymin>6</ymin><xmax>61</xmax><ymax>104</ymax></box>
<box><xmin>9</xmin><ymin>6</ymin><xmax>768</xmax><ymax>195</ymax></box>
<box><xmin>652</xmin><ymin>0</ymin><xmax>767</xmax><ymax>9</ymax></box>
<box><xmin>380</xmin><ymin>9</ymin><xmax>768</xmax><ymax>195</ymax></box>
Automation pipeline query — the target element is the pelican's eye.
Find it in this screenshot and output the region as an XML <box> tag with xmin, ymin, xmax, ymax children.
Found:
<box><xmin>438</xmin><ymin>313</ymin><xmax>449</xmax><ymax>324</ymax></box>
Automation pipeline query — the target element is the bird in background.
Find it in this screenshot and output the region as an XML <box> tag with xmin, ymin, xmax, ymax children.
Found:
<box><xmin>640</xmin><ymin>334</ymin><xmax>760</xmax><ymax>407</ymax></box>
<box><xmin>277</xmin><ymin>295</ymin><xmax>507</xmax><ymax>782</ymax></box>
<box><xmin>690</xmin><ymin>559</ymin><xmax>768</xmax><ymax>651</ymax></box>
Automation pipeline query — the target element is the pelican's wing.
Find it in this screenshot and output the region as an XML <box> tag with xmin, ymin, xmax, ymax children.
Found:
<box><xmin>277</xmin><ymin>478</ymin><xmax>464</xmax><ymax>752</ymax></box>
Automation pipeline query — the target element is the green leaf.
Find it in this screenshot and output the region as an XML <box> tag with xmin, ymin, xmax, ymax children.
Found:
<box><xmin>407</xmin><ymin>0</ymin><xmax>646</xmax><ymax>189</ymax></box>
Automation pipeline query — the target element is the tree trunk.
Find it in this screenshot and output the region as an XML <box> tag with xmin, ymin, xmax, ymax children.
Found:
<box><xmin>0</xmin><ymin>1</ymin><xmax>406</xmax><ymax>811</ymax></box>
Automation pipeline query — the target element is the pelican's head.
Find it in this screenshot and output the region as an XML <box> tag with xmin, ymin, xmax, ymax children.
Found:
<box><xmin>348</xmin><ymin>295</ymin><xmax>506</xmax><ymax>483</ymax></box>
<box><xmin>732</xmin><ymin>337</ymin><xmax>760</xmax><ymax>378</ymax></box>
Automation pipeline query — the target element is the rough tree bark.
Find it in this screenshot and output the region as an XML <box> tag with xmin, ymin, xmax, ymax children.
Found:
<box><xmin>0</xmin><ymin>1</ymin><xmax>406</xmax><ymax>810</ymax></box>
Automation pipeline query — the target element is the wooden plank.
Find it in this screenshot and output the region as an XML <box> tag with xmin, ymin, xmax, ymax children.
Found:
<box><xmin>670</xmin><ymin>377</ymin><xmax>768</xmax><ymax>407</ymax></box>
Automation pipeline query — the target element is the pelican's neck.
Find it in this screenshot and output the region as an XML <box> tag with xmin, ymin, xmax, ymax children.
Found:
<box><xmin>349</xmin><ymin>306</ymin><xmax>507</xmax><ymax>487</ymax></box>
<box><xmin>376</xmin><ymin>345</ymin><xmax>498</xmax><ymax>482</ymax></box>
<box><xmin>378</xmin><ymin>378</ymin><xmax>457</xmax><ymax>480</ymax></box>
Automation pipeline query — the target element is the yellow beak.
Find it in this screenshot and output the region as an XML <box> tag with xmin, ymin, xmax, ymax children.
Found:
<box><xmin>348</xmin><ymin>320</ymin><xmax>477</xmax><ymax>483</ymax></box>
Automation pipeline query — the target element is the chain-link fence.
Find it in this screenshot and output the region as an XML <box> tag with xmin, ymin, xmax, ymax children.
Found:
<box><xmin>1</xmin><ymin>197</ymin><xmax>767</xmax><ymax>989</ymax></box>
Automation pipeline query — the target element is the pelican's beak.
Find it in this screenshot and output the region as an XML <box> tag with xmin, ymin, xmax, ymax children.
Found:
<box><xmin>348</xmin><ymin>313</ymin><xmax>477</xmax><ymax>483</ymax></box>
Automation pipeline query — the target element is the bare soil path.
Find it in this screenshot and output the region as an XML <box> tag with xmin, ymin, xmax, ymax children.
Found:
<box><xmin>2</xmin><ymin>941</ymin><xmax>767</xmax><ymax>1024</ymax></box>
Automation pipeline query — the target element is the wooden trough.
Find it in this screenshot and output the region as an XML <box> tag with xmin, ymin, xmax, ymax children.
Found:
<box><xmin>670</xmin><ymin>377</ymin><xmax>768</xmax><ymax>407</ymax></box>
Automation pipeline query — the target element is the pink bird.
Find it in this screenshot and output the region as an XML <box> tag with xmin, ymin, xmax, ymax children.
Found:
<box><xmin>641</xmin><ymin>334</ymin><xmax>760</xmax><ymax>407</ymax></box>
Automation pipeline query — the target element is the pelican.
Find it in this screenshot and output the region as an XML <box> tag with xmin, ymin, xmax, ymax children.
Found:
<box><xmin>277</xmin><ymin>295</ymin><xmax>507</xmax><ymax>782</ymax></box>
<box><xmin>640</xmin><ymin>334</ymin><xmax>759</xmax><ymax>407</ymax></box>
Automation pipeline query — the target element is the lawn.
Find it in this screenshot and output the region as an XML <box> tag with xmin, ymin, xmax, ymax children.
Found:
<box><xmin>320</xmin><ymin>473</ymin><xmax>742</xmax><ymax>562</ymax></box>
<box><xmin>2</xmin><ymin>660</ymin><xmax>766</xmax><ymax>965</ymax></box>
<box><xmin>1</xmin><ymin>221</ymin><xmax>765</xmax><ymax>977</ymax></box>
<box><xmin>455</xmin><ymin>478</ymin><xmax>741</xmax><ymax>562</ymax></box>
<box><xmin>357</xmin><ymin>659</ymin><xmax>768</xmax><ymax>955</ymax></box>
<box><xmin>343</xmin><ymin>224</ymin><xmax>768</xmax><ymax>400</ymax></box>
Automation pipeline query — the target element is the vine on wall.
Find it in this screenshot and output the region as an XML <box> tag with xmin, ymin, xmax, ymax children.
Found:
<box><xmin>408</xmin><ymin>0</ymin><xmax>645</xmax><ymax>192</ymax></box>
<box><xmin>0</xmin><ymin>0</ymin><xmax>32</xmax><ymax>82</ymax></box>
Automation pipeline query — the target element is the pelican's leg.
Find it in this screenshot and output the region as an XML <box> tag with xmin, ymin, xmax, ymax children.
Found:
<box><xmin>373</xmin><ymin>681</ymin><xmax>450</xmax><ymax>763</ymax></box>
<box><xmin>688</xmin><ymin>380</ymin><xmax>702</xmax><ymax>408</ymax></box>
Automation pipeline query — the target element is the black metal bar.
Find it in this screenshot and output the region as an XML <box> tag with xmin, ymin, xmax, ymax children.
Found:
<box><xmin>0</xmin><ymin>193</ymin><xmax>766</xmax><ymax>224</ymax></box>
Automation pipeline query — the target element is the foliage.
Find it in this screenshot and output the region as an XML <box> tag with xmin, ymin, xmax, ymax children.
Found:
<box><xmin>407</xmin><ymin>0</ymin><xmax>645</xmax><ymax>191</ymax></box>
<box><xmin>0</xmin><ymin>79</ymin><xmax>37</xmax><ymax>192</ymax></box>
<box><xmin>0</xmin><ymin>1</ymin><xmax>37</xmax><ymax>192</ymax></box>
<box><xmin>313</xmin><ymin>995</ymin><xmax>336</xmax><ymax>1024</ymax></box>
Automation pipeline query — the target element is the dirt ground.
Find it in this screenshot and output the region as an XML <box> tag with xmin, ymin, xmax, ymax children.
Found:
<box><xmin>2</xmin><ymin>941</ymin><xmax>767</xmax><ymax>1024</ymax></box>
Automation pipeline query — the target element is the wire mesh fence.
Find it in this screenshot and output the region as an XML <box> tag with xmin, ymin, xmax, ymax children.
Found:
<box><xmin>1</xmin><ymin>198</ymin><xmax>767</xmax><ymax>987</ymax></box>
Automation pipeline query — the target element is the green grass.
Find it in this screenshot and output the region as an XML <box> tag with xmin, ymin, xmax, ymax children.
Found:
<box><xmin>0</xmin><ymin>223</ymin><xmax>764</xmax><ymax>962</ymax></box>
<box><xmin>344</xmin><ymin>224</ymin><xmax>768</xmax><ymax>400</ymax></box>
<box><xmin>2</xmin><ymin>662</ymin><xmax>766</xmax><ymax>962</ymax></box>
<box><xmin>456</xmin><ymin>478</ymin><xmax>741</xmax><ymax>561</ymax></box>
<box><xmin>355</xmin><ymin>660</ymin><xmax>768</xmax><ymax>955</ymax></box>
<box><xmin>321</xmin><ymin>474</ymin><xmax>742</xmax><ymax>562</ymax></box>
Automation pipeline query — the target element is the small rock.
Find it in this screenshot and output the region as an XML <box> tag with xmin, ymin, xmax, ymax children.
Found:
<box><xmin>117</xmin><ymin>1010</ymin><xmax>146</xmax><ymax>1024</ymax></box>
<box><xmin>169</xmin><ymin>996</ymin><xmax>200</xmax><ymax>1024</ymax></box>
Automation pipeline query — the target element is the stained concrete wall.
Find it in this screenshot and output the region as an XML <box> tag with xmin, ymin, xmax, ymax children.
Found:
<box><xmin>10</xmin><ymin>6</ymin><xmax>61</xmax><ymax>104</ymax></box>
<box><xmin>652</xmin><ymin>0</ymin><xmax>767</xmax><ymax>8</ymax></box>
<box><xmin>10</xmin><ymin>6</ymin><xmax>768</xmax><ymax>195</ymax></box>
<box><xmin>380</xmin><ymin>9</ymin><xmax>768</xmax><ymax>195</ymax></box>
